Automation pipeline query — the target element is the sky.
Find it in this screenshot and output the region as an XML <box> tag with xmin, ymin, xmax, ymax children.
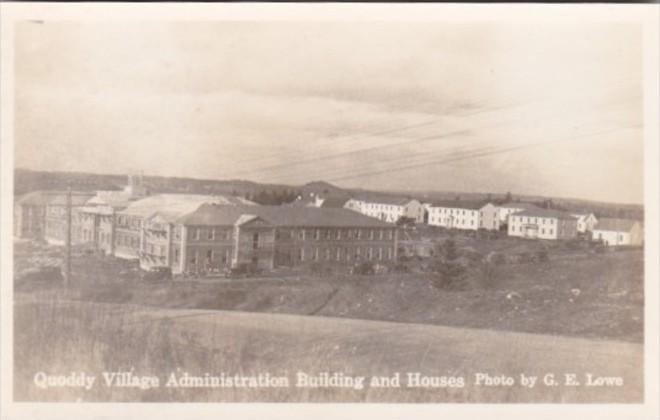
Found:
<box><xmin>14</xmin><ymin>21</ymin><xmax>644</xmax><ymax>204</ymax></box>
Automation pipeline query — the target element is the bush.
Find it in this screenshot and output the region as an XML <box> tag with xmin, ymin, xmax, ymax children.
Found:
<box><xmin>390</xmin><ymin>262</ymin><xmax>410</xmax><ymax>273</ymax></box>
<box><xmin>308</xmin><ymin>262</ymin><xmax>335</xmax><ymax>277</ymax></box>
<box><xmin>477</xmin><ymin>261</ymin><xmax>501</xmax><ymax>290</ymax></box>
<box><xmin>518</xmin><ymin>252</ymin><xmax>535</xmax><ymax>264</ymax></box>
<box><xmin>537</xmin><ymin>249</ymin><xmax>549</xmax><ymax>262</ymax></box>
<box><xmin>431</xmin><ymin>239</ymin><xmax>467</xmax><ymax>290</ymax></box>
<box><xmin>594</xmin><ymin>245</ymin><xmax>607</xmax><ymax>254</ymax></box>
<box><xmin>491</xmin><ymin>253</ymin><xmax>507</xmax><ymax>265</ymax></box>
<box><xmin>352</xmin><ymin>261</ymin><xmax>375</xmax><ymax>275</ymax></box>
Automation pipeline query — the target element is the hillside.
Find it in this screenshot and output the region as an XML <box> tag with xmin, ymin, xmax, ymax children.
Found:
<box><xmin>14</xmin><ymin>168</ymin><xmax>643</xmax><ymax>219</ymax></box>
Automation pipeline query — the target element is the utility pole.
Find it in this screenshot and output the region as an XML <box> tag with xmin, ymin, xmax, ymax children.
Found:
<box><xmin>64</xmin><ymin>185</ymin><xmax>72</xmax><ymax>287</ymax></box>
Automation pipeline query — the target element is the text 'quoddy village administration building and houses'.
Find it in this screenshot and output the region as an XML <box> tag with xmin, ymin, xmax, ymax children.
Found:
<box><xmin>14</xmin><ymin>175</ymin><xmax>644</xmax><ymax>275</ymax></box>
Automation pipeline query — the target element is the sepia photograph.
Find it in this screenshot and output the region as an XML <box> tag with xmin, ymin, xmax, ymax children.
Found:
<box><xmin>1</xmin><ymin>3</ymin><xmax>658</xmax><ymax>420</ymax></box>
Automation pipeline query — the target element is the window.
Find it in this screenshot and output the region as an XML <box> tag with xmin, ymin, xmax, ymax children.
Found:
<box><xmin>369</xmin><ymin>229</ymin><xmax>374</xmax><ymax>240</ymax></box>
<box><xmin>299</xmin><ymin>248</ymin><xmax>304</xmax><ymax>261</ymax></box>
<box><xmin>314</xmin><ymin>248</ymin><xmax>319</xmax><ymax>261</ymax></box>
<box><xmin>367</xmin><ymin>247</ymin><xmax>373</xmax><ymax>260</ymax></box>
<box><xmin>379</xmin><ymin>229</ymin><xmax>384</xmax><ymax>240</ymax></box>
<box><xmin>325</xmin><ymin>248</ymin><xmax>331</xmax><ymax>260</ymax></box>
<box><xmin>208</xmin><ymin>229</ymin><xmax>214</xmax><ymax>240</ymax></box>
<box><xmin>336</xmin><ymin>248</ymin><xmax>341</xmax><ymax>261</ymax></box>
<box><xmin>193</xmin><ymin>228</ymin><xmax>200</xmax><ymax>240</ymax></box>
<box><xmin>387</xmin><ymin>247</ymin><xmax>393</xmax><ymax>259</ymax></box>
<box><xmin>299</xmin><ymin>230</ymin><xmax>305</xmax><ymax>240</ymax></box>
<box><xmin>336</xmin><ymin>229</ymin><xmax>341</xmax><ymax>240</ymax></box>
<box><xmin>174</xmin><ymin>249</ymin><xmax>180</xmax><ymax>263</ymax></box>
<box><xmin>378</xmin><ymin>248</ymin><xmax>383</xmax><ymax>260</ymax></box>
<box><xmin>207</xmin><ymin>249</ymin><xmax>213</xmax><ymax>261</ymax></box>
<box><xmin>315</xmin><ymin>229</ymin><xmax>320</xmax><ymax>240</ymax></box>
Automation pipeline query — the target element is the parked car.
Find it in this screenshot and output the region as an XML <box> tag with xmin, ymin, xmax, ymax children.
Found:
<box><xmin>141</xmin><ymin>267</ymin><xmax>172</xmax><ymax>283</ymax></box>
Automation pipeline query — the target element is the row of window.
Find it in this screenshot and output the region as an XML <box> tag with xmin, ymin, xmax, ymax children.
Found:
<box><xmin>116</xmin><ymin>215</ymin><xmax>141</xmax><ymax>229</ymax></box>
<box><xmin>430</xmin><ymin>217</ymin><xmax>476</xmax><ymax>227</ymax></box>
<box><xmin>186</xmin><ymin>227</ymin><xmax>396</xmax><ymax>242</ymax></box>
<box><xmin>430</xmin><ymin>208</ymin><xmax>477</xmax><ymax>216</ymax></box>
<box><xmin>189</xmin><ymin>228</ymin><xmax>233</xmax><ymax>241</ymax></box>
<box><xmin>510</xmin><ymin>225</ymin><xmax>555</xmax><ymax>236</ymax></box>
<box><xmin>183</xmin><ymin>245</ymin><xmax>395</xmax><ymax>267</ymax></box>
<box><xmin>116</xmin><ymin>234</ymin><xmax>139</xmax><ymax>248</ymax></box>
<box><xmin>511</xmin><ymin>216</ymin><xmax>557</xmax><ymax>225</ymax></box>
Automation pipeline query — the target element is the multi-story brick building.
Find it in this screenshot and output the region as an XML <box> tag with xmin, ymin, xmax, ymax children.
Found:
<box><xmin>44</xmin><ymin>192</ymin><xmax>96</xmax><ymax>245</ymax></box>
<box><xmin>171</xmin><ymin>204</ymin><xmax>398</xmax><ymax>275</ymax></box>
<box><xmin>113</xmin><ymin>194</ymin><xmax>256</xmax><ymax>267</ymax></box>
<box><xmin>14</xmin><ymin>191</ymin><xmax>53</xmax><ymax>240</ymax></box>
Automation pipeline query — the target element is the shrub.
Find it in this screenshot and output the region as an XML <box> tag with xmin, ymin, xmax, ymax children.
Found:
<box><xmin>491</xmin><ymin>253</ymin><xmax>507</xmax><ymax>265</ymax></box>
<box><xmin>477</xmin><ymin>261</ymin><xmax>501</xmax><ymax>290</ymax></box>
<box><xmin>518</xmin><ymin>252</ymin><xmax>535</xmax><ymax>264</ymax></box>
<box><xmin>352</xmin><ymin>261</ymin><xmax>375</xmax><ymax>275</ymax></box>
<box><xmin>391</xmin><ymin>262</ymin><xmax>410</xmax><ymax>273</ymax></box>
<box><xmin>537</xmin><ymin>249</ymin><xmax>549</xmax><ymax>262</ymax></box>
<box><xmin>431</xmin><ymin>239</ymin><xmax>467</xmax><ymax>290</ymax></box>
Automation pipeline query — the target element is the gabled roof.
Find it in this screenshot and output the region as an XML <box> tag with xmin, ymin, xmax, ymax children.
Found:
<box><xmin>177</xmin><ymin>204</ymin><xmax>393</xmax><ymax>228</ymax></box>
<box><xmin>511</xmin><ymin>208</ymin><xmax>577</xmax><ymax>221</ymax></box>
<box><xmin>353</xmin><ymin>194</ymin><xmax>418</xmax><ymax>206</ymax></box>
<box><xmin>118</xmin><ymin>194</ymin><xmax>255</xmax><ymax>218</ymax></box>
<box><xmin>235</xmin><ymin>214</ymin><xmax>266</xmax><ymax>226</ymax></box>
<box><xmin>85</xmin><ymin>191</ymin><xmax>139</xmax><ymax>209</ymax></box>
<box><xmin>594</xmin><ymin>218</ymin><xmax>641</xmax><ymax>232</ymax></box>
<box><xmin>429</xmin><ymin>200</ymin><xmax>490</xmax><ymax>210</ymax></box>
<box><xmin>16</xmin><ymin>190</ymin><xmax>95</xmax><ymax>206</ymax></box>
<box><xmin>15</xmin><ymin>191</ymin><xmax>56</xmax><ymax>206</ymax></box>
<box><xmin>320</xmin><ymin>196</ymin><xmax>350</xmax><ymax>208</ymax></box>
<box><xmin>45</xmin><ymin>192</ymin><xmax>96</xmax><ymax>206</ymax></box>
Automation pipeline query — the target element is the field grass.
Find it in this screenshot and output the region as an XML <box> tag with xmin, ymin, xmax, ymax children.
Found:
<box><xmin>14</xmin><ymin>237</ymin><xmax>644</xmax><ymax>342</ymax></box>
<box><xmin>14</xmin><ymin>299</ymin><xmax>642</xmax><ymax>403</ymax></box>
<box><xmin>12</xmin><ymin>236</ymin><xmax>644</xmax><ymax>402</ymax></box>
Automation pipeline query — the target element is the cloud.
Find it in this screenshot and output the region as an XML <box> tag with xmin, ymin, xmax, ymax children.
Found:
<box><xmin>14</xmin><ymin>20</ymin><xmax>644</xmax><ymax>203</ymax></box>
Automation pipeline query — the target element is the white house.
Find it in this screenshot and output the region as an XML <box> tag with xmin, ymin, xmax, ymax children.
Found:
<box><xmin>508</xmin><ymin>208</ymin><xmax>578</xmax><ymax>240</ymax></box>
<box><xmin>497</xmin><ymin>202</ymin><xmax>539</xmax><ymax>225</ymax></box>
<box><xmin>571</xmin><ymin>213</ymin><xmax>598</xmax><ymax>234</ymax></box>
<box><xmin>592</xmin><ymin>218</ymin><xmax>643</xmax><ymax>246</ymax></box>
<box><xmin>427</xmin><ymin>201</ymin><xmax>484</xmax><ymax>231</ymax></box>
<box><xmin>350</xmin><ymin>196</ymin><xmax>424</xmax><ymax>224</ymax></box>
<box><xmin>478</xmin><ymin>202</ymin><xmax>501</xmax><ymax>231</ymax></box>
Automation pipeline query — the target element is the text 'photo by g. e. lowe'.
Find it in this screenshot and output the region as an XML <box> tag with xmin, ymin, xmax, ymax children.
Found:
<box><xmin>2</xmin><ymin>4</ymin><xmax>659</xmax><ymax>415</ymax></box>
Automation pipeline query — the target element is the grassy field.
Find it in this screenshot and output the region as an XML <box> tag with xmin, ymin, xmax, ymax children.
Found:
<box><xmin>14</xmin><ymin>236</ymin><xmax>644</xmax><ymax>343</ymax></box>
<box><xmin>12</xmin><ymin>235</ymin><xmax>645</xmax><ymax>403</ymax></box>
<box><xmin>14</xmin><ymin>299</ymin><xmax>642</xmax><ymax>403</ymax></box>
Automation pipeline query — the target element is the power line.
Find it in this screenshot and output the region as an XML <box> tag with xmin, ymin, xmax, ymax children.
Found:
<box><xmin>224</xmin><ymin>100</ymin><xmax>523</xmax><ymax>177</ymax></box>
<box><xmin>323</xmin><ymin>124</ymin><xmax>640</xmax><ymax>183</ymax></box>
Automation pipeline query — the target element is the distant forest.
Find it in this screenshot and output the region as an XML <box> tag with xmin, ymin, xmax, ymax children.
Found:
<box><xmin>14</xmin><ymin>168</ymin><xmax>644</xmax><ymax>220</ymax></box>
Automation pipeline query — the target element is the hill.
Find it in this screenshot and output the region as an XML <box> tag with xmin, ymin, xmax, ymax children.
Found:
<box><xmin>14</xmin><ymin>168</ymin><xmax>643</xmax><ymax>219</ymax></box>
